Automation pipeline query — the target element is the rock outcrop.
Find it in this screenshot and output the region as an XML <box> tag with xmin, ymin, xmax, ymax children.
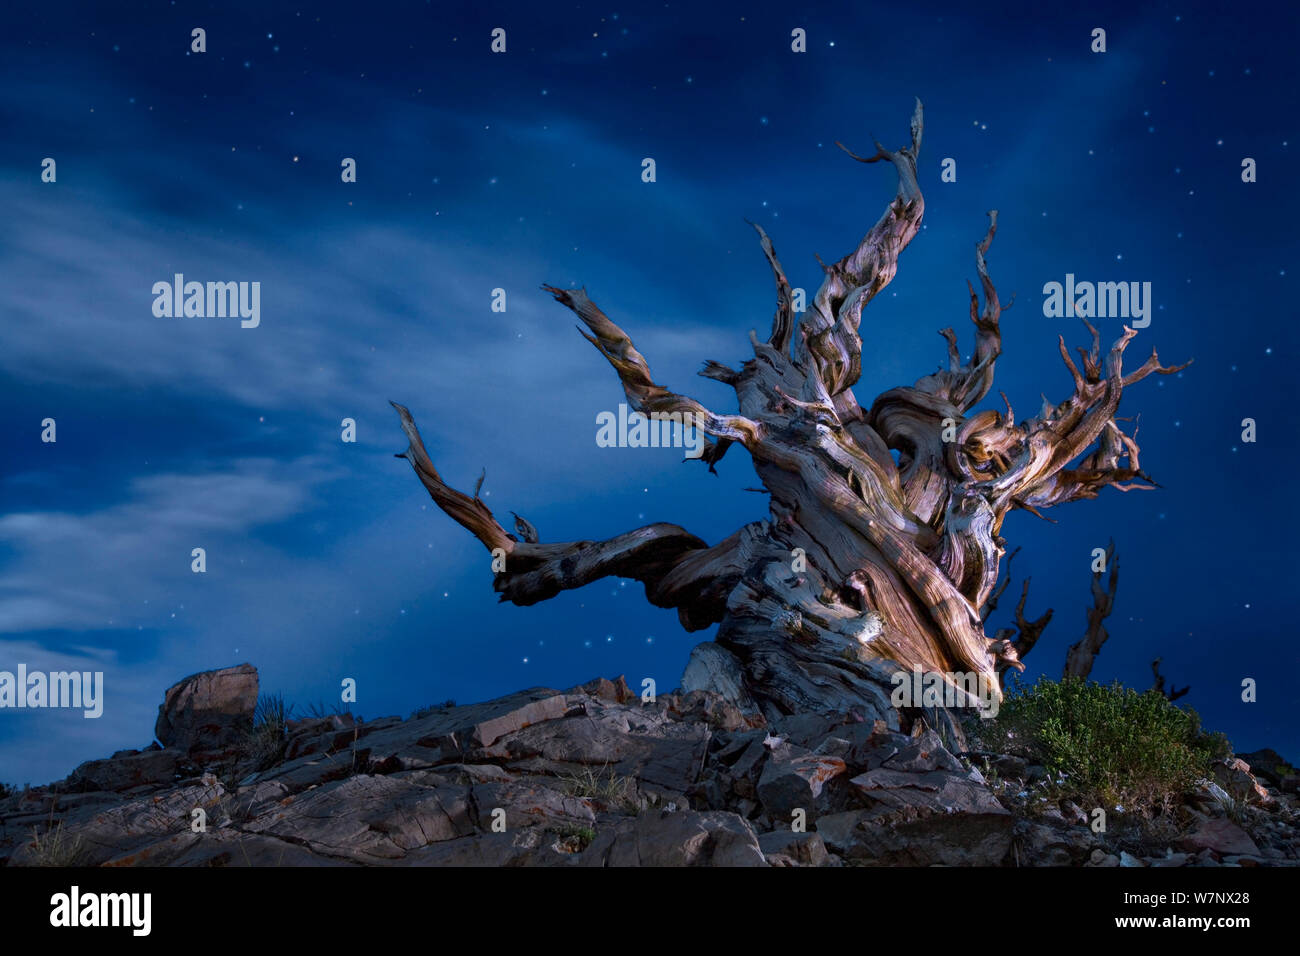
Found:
<box><xmin>1</xmin><ymin>664</ymin><xmax>1297</xmax><ymax>867</ymax></box>
<box><xmin>154</xmin><ymin>663</ymin><xmax>259</xmax><ymax>764</ymax></box>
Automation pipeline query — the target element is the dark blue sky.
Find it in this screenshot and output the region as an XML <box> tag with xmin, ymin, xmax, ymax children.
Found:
<box><xmin>2</xmin><ymin>1</ymin><xmax>1297</xmax><ymax>784</ymax></box>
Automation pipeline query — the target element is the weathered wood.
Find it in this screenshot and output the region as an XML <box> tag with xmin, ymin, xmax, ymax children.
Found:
<box><xmin>1151</xmin><ymin>657</ymin><xmax>1190</xmax><ymax>701</ymax></box>
<box><xmin>393</xmin><ymin>102</ymin><xmax>1186</xmax><ymax>722</ymax></box>
<box><xmin>1064</xmin><ymin>540</ymin><xmax>1119</xmax><ymax>679</ymax></box>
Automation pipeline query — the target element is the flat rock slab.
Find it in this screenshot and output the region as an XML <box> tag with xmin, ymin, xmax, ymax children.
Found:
<box><xmin>357</xmin><ymin>688</ymin><xmax>570</xmax><ymax>767</ymax></box>
<box><xmin>106</xmin><ymin>829</ymin><xmax>355</xmax><ymax>867</ymax></box>
<box><xmin>817</xmin><ymin>802</ymin><xmax>1013</xmax><ymax>866</ymax></box>
<box><xmin>483</xmin><ymin>702</ymin><xmax>711</xmax><ymax>796</ymax></box>
<box><xmin>1176</xmin><ymin>817</ymin><xmax>1261</xmax><ymax>857</ymax></box>
<box><xmin>579</xmin><ymin>810</ymin><xmax>765</xmax><ymax>867</ymax></box>
<box><xmin>8</xmin><ymin>780</ymin><xmax>227</xmax><ymax>867</ymax></box>
<box><xmin>400</xmin><ymin>828</ymin><xmax>580</xmax><ymax>867</ymax></box>
<box><xmin>241</xmin><ymin>772</ymin><xmax>476</xmax><ymax>863</ymax></box>
<box><xmin>68</xmin><ymin>748</ymin><xmax>181</xmax><ymax>793</ymax></box>
<box><xmin>848</xmin><ymin>767</ymin><xmax>1006</xmax><ymax>816</ymax></box>
<box><xmin>820</xmin><ymin>766</ymin><xmax>1013</xmax><ymax>865</ymax></box>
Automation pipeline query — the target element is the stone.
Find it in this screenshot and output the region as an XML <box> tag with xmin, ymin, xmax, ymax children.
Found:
<box><xmin>818</xmin><ymin>794</ymin><xmax>1012</xmax><ymax>867</ymax></box>
<box><xmin>770</xmin><ymin>712</ymin><xmax>842</xmax><ymax>750</ymax></box>
<box><xmin>1235</xmin><ymin>748</ymin><xmax>1291</xmax><ymax>786</ymax></box>
<box><xmin>756</xmin><ymin>743</ymin><xmax>847</xmax><ymax>815</ymax></box>
<box><xmin>401</xmin><ymin>828</ymin><xmax>574</xmax><ymax>867</ymax></box>
<box><xmin>579</xmin><ymin>810</ymin><xmax>765</xmax><ymax>867</ymax></box>
<box><xmin>1176</xmin><ymin>818</ymin><xmax>1261</xmax><ymax>857</ymax></box>
<box><xmin>881</xmin><ymin>729</ymin><xmax>964</xmax><ymax>774</ymax></box>
<box><xmin>68</xmin><ymin>749</ymin><xmax>180</xmax><ymax>793</ymax></box>
<box><xmin>1212</xmin><ymin>758</ymin><xmax>1274</xmax><ymax>806</ymax></box>
<box><xmin>821</xmin><ymin>765</ymin><xmax>1013</xmax><ymax>866</ymax></box>
<box><xmin>154</xmin><ymin>663</ymin><xmax>258</xmax><ymax>761</ymax></box>
<box><xmin>1015</xmin><ymin>821</ymin><xmax>1075</xmax><ymax>866</ymax></box>
<box><xmin>567</xmin><ymin>675</ymin><xmax>634</xmax><ymax>704</ymax></box>
<box><xmin>12</xmin><ymin>661</ymin><xmax>1300</xmax><ymax>870</ymax></box>
<box><xmin>758</xmin><ymin>829</ymin><xmax>830</xmax><ymax>866</ymax></box>
<box><xmin>242</xmin><ymin>772</ymin><xmax>478</xmax><ymax>862</ymax></box>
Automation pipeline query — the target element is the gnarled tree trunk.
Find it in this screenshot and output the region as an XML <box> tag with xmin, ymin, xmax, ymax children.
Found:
<box><xmin>392</xmin><ymin>100</ymin><xmax>1186</xmax><ymax>728</ymax></box>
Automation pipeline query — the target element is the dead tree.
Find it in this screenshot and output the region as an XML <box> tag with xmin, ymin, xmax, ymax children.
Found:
<box><xmin>392</xmin><ymin>100</ymin><xmax>1187</xmax><ymax>724</ymax></box>
<box><xmin>1151</xmin><ymin>658</ymin><xmax>1190</xmax><ymax>701</ymax></box>
<box><xmin>1063</xmin><ymin>540</ymin><xmax>1119</xmax><ymax>678</ymax></box>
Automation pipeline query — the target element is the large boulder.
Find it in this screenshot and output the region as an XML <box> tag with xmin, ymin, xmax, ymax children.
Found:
<box><xmin>154</xmin><ymin>663</ymin><xmax>259</xmax><ymax>761</ymax></box>
<box><xmin>756</xmin><ymin>742</ymin><xmax>847</xmax><ymax>816</ymax></box>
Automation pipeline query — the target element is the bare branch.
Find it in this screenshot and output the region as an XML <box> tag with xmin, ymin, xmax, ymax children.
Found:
<box><xmin>796</xmin><ymin>98</ymin><xmax>926</xmax><ymax>397</ymax></box>
<box><xmin>391</xmin><ymin>401</ymin><xmax>514</xmax><ymax>555</ymax></box>
<box><xmin>541</xmin><ymin>284</ymin><xmax>762</xmax><ymax>448</ymax></box>
<box><xmin>981</xmin><ymin>545</ymin><xmax>1020</xmax><ymax>622</ymax></box>
<box><xmin>1010</xmin><ymin>578</ymin><xmax>1054</xmax><ymax>662</ymax></box>
<box><xmin>1151</xmin><ymin>658</ymin><xmax>1190</xmax><ymax>702</ymax></box>
<box><xmin>1064</xmin><ymin>540</ymin><xmax>1119</xmax><ymax>678</ymax></box>
<box><xmin>746</xmin><ymin>220</ymin><xmax>795</xmax><ymax>354</ymax></box>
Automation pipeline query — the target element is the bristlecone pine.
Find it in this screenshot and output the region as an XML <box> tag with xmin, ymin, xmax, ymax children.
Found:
<box><xmin>392</xmin><ymin>100</ymin><xmax>1187</xmax><ymax>730</ymax></box>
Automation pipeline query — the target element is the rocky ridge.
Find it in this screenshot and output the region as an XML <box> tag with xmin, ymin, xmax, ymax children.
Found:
<box><xmin>1</xmin><ymin>665</ymin><xmax>1296</xmax><ymax>867</ymax></box>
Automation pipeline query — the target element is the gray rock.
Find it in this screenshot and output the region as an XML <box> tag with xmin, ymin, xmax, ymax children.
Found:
<box><xmin>1235</xmin><ymin>748</ymin><xmax>1290</xmax><ymax>786</ymax></box>
<box><xmin>357</xmin><ymin>687</ymin><xmax>570</xmax><ymax>768</ymax></box>
<box><xmin>758</xmin><ymin>829</ymin><xmax>830</xmax><ymax>866</ymax></box>
<box><xmin>154</xmin><ymin>663</ymin><xmax>258</xmax><ymax>760</ymax></box>
<box><xmin>1176</xmin><ymin>817</ymin><xmax>1261</xmax><ymax>857</ymax></box>
<box><xmin>1212</xmin><ymin>758</ymin><xmax>1274</xmax><ymax>806</ymax></box>
<box><xmin>821</xmin><ymin>766</ymin><xmax>1013</xmax><ymax>865</ymax></box>
<box><xmin>566</xmin><ymin>675</ymin><xmax>634</xmax><ymax>704</ymax></box>
<box><xmin>68</xmin><ymin>749</ymin><xmax>180</xmax><ymax>793</ymax></box>
<box><xmin>240</xmin><ymin>772</ymin><xmax>478</xmax><ymax>862</ymax></box>
<box><xmin>580</xmin><ymin>809</ymin><xmax>766</xmax><ymax>866</ymax></box>
<box><xmin>881</xmin><ymin>729</ymin><xmax>964</xmax><ymax>774</ymax></box>
<box><xmin>756</xmin><ymin>743</ymin><xmax>847</xmax><ymax>816</ymax></box>
<box><xmin>770</xmin><ymin>712</ymin><xmax>842</xmax><ymax>750</ymax></box>
<box><xmin>401</xmin><ymin>828</ymin><xmax>576</xmax><ymax>866</ymax></box>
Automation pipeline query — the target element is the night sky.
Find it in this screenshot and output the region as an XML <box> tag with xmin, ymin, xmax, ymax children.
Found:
<box><xmin>2</xmin><ymin>1</ymin><xmax>1297</xmax><ymax>785</ymax></box>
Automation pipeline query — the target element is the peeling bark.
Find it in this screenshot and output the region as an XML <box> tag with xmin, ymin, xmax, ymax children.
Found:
<box><xmin>393</xmin><ymin>101</ymin><xmax>1186</xmax><ymax>723</ymax></box>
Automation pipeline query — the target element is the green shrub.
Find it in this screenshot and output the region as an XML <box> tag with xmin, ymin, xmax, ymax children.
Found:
<box><xmin>969</xmin><ymin>676</ymin><xmax>1230</xmax><ymax>812</ymax></box>
<box><xmin>550</xmin><ymin>823</ymin><xmax>596</xmax><ymax>851</ymax></box>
